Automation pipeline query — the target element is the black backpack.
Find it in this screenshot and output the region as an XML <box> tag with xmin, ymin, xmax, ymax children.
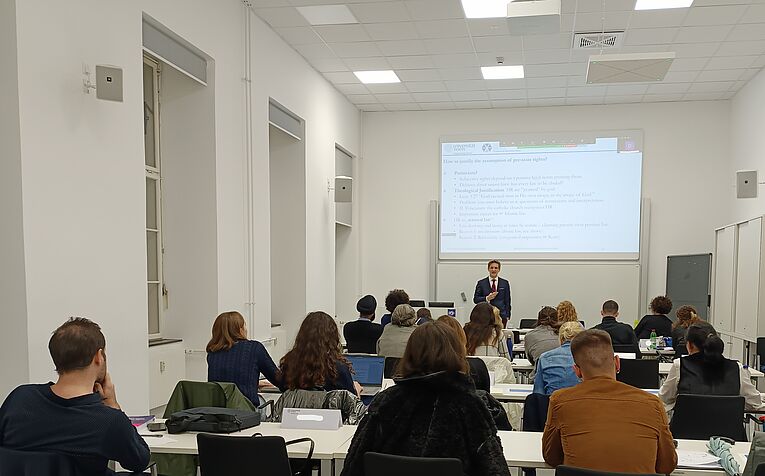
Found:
<box><xmin>166</xmin><ymin>407</ymin><xmax>261</xmax><ymax>434</ymax></box>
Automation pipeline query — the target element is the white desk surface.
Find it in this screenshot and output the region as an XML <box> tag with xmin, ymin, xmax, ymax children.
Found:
<box><xmin>656</xmin><ymin>362</ymin><xmax>763</xmax><ymax>379</ymax></box>
<box><xmin>144</xmin><ymin>422</ymin><xmax>357</xmax><ymax>459</ymax></box>
<box><xmin>489</xmin><ymin>384</ymin><xmax>662</xmax><ymax>402</ymax></box>
<box><xmin>333</xmin><ymin>430</ymin><xmax>748</xmax><ymax>476</ymax></box>
<box><xmin>511</xmin><ymin>358</ymin><xmax>533</xmax><ymax>371</ymax></box>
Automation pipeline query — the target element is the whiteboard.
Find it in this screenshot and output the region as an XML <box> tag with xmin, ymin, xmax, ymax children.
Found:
<box><xmin>436</xmin><ymin>262</ymin><xmax>641</xmax><ymax>328</ymax></box>
<box><xmin>713</xmin><ymin>226</ymin><xmax>736</xmax><ymax>333</ymax></box>
<box><xmin>735</xmin><ymin>218</ymin><xmax>761</xmax><ymax>337</ymax></box>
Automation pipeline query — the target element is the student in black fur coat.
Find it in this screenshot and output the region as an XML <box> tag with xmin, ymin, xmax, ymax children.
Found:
<box><xmin>340</xmin><ymin>321</ymin><xmax>510</xmax><ymax>476</ymax></box>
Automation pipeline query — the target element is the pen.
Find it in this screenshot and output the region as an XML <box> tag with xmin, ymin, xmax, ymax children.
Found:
<box><xmin>141</xmin><ymin>434</ymin><xmax>164</xmax><ymax>438</ymax></box>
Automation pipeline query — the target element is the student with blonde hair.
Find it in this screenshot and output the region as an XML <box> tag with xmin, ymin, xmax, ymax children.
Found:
<box><xmin>533</xmin><ymin>322</ymin><xmax>584</xmax><ymax>395</ymax></box>
<box><xmin>207</xmin><ymin>311</ymin><xmax>281</xmax><ymax>404</ymax></box>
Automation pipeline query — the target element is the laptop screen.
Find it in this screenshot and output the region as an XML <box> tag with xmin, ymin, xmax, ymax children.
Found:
<box><xmin>345</xmin><ymin>355</ymin><xmax>385</xmax><ymax>386</ymax></box>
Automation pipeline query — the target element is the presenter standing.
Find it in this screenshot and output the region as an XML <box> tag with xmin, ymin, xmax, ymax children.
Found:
<box><xmin>474</xmin><ymin>260</ymin><xmax>511</xmax><ymax>327</ymax></box>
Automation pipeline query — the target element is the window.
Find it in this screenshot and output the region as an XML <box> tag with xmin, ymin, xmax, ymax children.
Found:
<box><xmin>143</xmin><ymin>55</ymin><xmax>163</xmax><ymax>337</ymax></box>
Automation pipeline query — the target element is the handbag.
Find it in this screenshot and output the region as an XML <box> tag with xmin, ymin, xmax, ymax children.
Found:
<box><xmin>166</xmin><ymin>407</ymin><xmax>261</xmax><ymax>434</ymax></box>
<box><xmin>743</xmin><ymin>431</ymin><xmax>765</xmax><ymax>476</ymax></box>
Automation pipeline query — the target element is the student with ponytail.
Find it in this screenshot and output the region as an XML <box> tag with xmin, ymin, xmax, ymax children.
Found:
<box><xmin>658</xmin><ymin>322</ymin><xmax>764</xmax><ymax>412</ymax></box>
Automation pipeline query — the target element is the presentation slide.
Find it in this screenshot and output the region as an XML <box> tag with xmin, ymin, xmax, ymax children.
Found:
<box><xmin>440</xmin><ymin>131</ymin><xmax>643</xmax><ymax>260</ymax></box>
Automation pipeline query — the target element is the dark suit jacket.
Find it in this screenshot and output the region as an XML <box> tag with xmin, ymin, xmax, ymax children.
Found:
<box><xmin>343</xmin><ymin>318</ymin><xmax>383</xmax><ymax>354</ymax></box>
<box><xmin>474</xmin><ymin>276</ymin><xmax>511</xmax><ymax>318</ymax></box>
<box><xmin>593</xmin><ymin>316</ymin><xmax>639</xmax><ymax>352</ymax></box>
<box><xmin>634</xmin><ymin>314</ymin><xmax>673</xmax><ymax>340</ymax></box>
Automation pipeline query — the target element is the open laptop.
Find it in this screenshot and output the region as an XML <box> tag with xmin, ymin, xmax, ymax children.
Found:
<box><xmin>345</xmin><ymin>355</ymin><xmax>385</xmax><ymax>397</ymax></box>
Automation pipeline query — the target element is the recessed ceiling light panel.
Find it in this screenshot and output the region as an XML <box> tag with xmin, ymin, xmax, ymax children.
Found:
<box><xmin>481</xmin><ymin>65</ymin><xmax>525</xmax><ymax>79</ymax></box>
<box><xmin>353</xmin><ymin>70</ymin><xmax>401</xmax><ymax>84</ymax></box>
<box><xmin>461</xmin><ymin>0</ymin><xmax>512</xmax><ymax>19</ymax></box>
<box><xmin>296</xmin><ymin>5</ymin><xmax>358</xmax><ymax>25</ymax></box>
<box><xmin>635</xmin><ymin>0</ymin><xmax>693</xmax><ymax>10</ymax></box>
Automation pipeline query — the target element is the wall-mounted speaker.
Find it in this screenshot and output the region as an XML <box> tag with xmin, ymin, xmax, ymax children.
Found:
<box><xmin>335</xmin><ymin>176</ymin><xmax>352</xmax><ymax>203</ymax></box>
<box><xmin>737</xmin><ymin>170</ymin><xmax>758</xmax><ymax>199</ymax></box>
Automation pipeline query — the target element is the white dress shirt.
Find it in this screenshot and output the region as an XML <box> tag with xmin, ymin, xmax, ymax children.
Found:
<box><xmin>658</xmin><ymin>357</ymin><xmax>765</xmax><ymax>413</ymax></box>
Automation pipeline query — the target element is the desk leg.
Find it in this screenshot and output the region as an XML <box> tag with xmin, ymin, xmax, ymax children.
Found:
<box><xmin>335</xmin><ymin>458</ymin><xmax>344</xmax><ymax>476</ymax></box>
<box><xmin>321</xmin><ymin>459</ymin><xmax>332</xmax><ymax>476</ymax></box>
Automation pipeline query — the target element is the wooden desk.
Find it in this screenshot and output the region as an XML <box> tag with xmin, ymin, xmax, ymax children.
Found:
<box><xmin>334</xmin><ymin>431</ymin><xmax>749</xmax><ymax>476</ymax></box>
<box><xmin>144</xmin><ymin>422</ymin><xmax>357</xmax><ymax>476</ymax></box>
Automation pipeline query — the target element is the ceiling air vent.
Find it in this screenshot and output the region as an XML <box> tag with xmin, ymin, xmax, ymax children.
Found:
<box><xmin>573</xmin><ymin>32</ymin><xmax>625</xmax><ymax>50</ymax></box>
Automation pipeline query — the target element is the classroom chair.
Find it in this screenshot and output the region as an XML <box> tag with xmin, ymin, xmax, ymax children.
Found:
<box><xmin>364</xmin><ymin>452</ymin><xmax>462</xmax><ymax>476</ymax></box>
<box><xmin>670</xmin><ymin>394</ymin><xmax>747</xmax><ymax>442</ymax></box>
<box><xmin>616</xmin><ymin>358</ymin><xmax>659</xmax><ymax>389</ymax></box>
<box><xmin>556</xmin><ymin>466</ymin><xmax>660</xmax><ymax>476</ymax></box>
<box><xmin>612</xmin><ymin>343</ymin><xmax>641</xmax><ymax>358</ymax></box>
<box><xmin>519</xmin><ymin>319</ymin><xmax>536</xmax><ymax>329</ymax></box>
<box><xmin>197</xmin><ymin>434</ymin><xmax>313</xmax><ymax>476</ymax></box>
<box><xmin>383</xmin><ymin>357</ymin><xmax>400</xmax><ymax>379</ymax></box>
<box><xmin>467</xmin><ymin>357</ymin><xmax>491</xmax><ymax>392</ymax></box>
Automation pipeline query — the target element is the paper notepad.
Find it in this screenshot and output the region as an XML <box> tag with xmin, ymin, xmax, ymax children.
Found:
<box><xmin>676</xmin><ymin>450</ymin><xmax>721</xmax><ymax>469</ymax></box>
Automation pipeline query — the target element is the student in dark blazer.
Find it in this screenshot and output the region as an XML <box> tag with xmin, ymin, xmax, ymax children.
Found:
<box><xmin>343</xmin><ymin>295</ymin><xmax>383</xmax><ymax>354</ymax></box>
<box><xmin>474</xmin><ymin>260</ymin><xmax>511</xmax><ymax>327</ymax></box>
<box><xmin>634</xmin><ymin>295</ymin><xmax>673</xmax><ymax>340</ymax></box>
<box><xmin>593</xmin><ymin>300</ymin><xmax>639</xmax><ymax>354</ymax></box>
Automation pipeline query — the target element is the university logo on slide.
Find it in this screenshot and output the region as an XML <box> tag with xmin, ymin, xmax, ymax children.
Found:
<box><xmin>482</xmin><ymin>143</ymin><xmax>493</xmax><ymax>152</ymax></box>
<box><xmin>448</xmin><ymin>309</ymin><xmax>456</xmax><ymax>317</ymax></box>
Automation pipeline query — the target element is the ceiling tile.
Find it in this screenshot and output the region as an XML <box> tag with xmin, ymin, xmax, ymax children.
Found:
<box><xmin>365</xmin><ymin>83</ymin><xmax>408</xmax><ymax>93</ymax></box>
<box><xmin>329</xmin><ymin>42</ymin><xmax>384</xmax><ymax>57</ymax></box>
<box><xmin>445</xmin><ymin>79</ymin><xmax>486</xmax><ymax>91</ymax></box>
<box><xmin>449</xmin><ymin>90</ymin><xmax>490</xmax><ymax>101</ymax></box>
<box><xmin>384</xmin><ymin>103</ymin><xmax>422</xmax><ymax>111</ymax></box>
<box><xmin>606</xmin><ymin>84</ymin><xmax>651</xmax><ymax>95</ymax></box>
<box><xmin>727</xmin><ymin>24</ymin><xmax>765</xmax><ymax>42</ymax></box>
<box><xmin>566</xmin><ymin>85</ymin><xmax>607</xmax><ymax>97</ymax></box>
<box><xmin>375</xmin><ymin>92</ymin><xmax>416</xmax><ymax>103</ymax></box>
<box><xmin>405</xmin><ymin>0</ymin><xmax>465</xmax><ymax>20</ymax></box>
<box><xmin>739</xmin><ymin>5</ymin><xmax>765</xmax><ymax>24</ymax></box>
<box><xmin>348</xmin><ymin>2</ymin><xmax>412</xmax><ymax>23</ymax></box>
<box><xmin>527</xmin><ymin>98</ymin><xmax>567</xmax><ymax>107</ymax></box>
<box><xmin>412</xmin><ymin>91</ymin><xmax>453</xmax><ymax>102</ymax></box>
<box><xmin>695</xmin><ymin>69</ymin><xmax>746</xmax><ymax>81</ymax></box>
<box><xmin>419</xmin><ymin>102</ymin><xmax>457</xmax><ymax>110</ymax></box>
<box><xmin>525</xmin><ymin>77</ymin><xmax>570</xmax><ymax>88</ymax></box>
<box><xmin>526</xmin><ymin>63</ymin><xmax>583</xmax><ymax>77</ymax></box>
<box><xmin>415</xmin><ymin>19</ymin><xmax>470</xmax><ymax>39</ymax></box>
<box><xmin>682</xmin><ymin>91</ymin><xmax>726</xmax><ymax>100</ymax></box>
<box><xmin>603</xmin><ymin>95</ymin><xmax>645</xmax><ymax>104</ymax></box>
<box><xmin>472</xmin><ymin>36</ymin><xmax>523</xmax><ymax>52</ymax></box>
<box><xmin>431</xmin><ymin>53</ymin><xmax>479</xmax><ymax>68</ymax></box>
<box><xmin>252</xmin><ymin>0</ymin><xmax>290</xmax><ymax>6</ymax></box>
<box><xmin>387</xmin><ymin>55</ymin><xmax>436</xmax><ymax>69</ymax></box>
<box><xmin>453</xmin><ymin>101</ymin><xmax>492</xmax><ymax>109</ymax></box>
<box><xmin>671</xmin><ymin>43</ymin><xmax>721</xmax><ymax>58</ymax></box>
<box><xmin>491</xmin><ymin>99</ymin><xmax>529</xmax><ymax>108</ymax></box>
<box><xmin>572</xmin><ymin>11</ymin><xmax>631</xmax><ymax>32</ymax></box>
<box><xmin>521</xmin><ymin>33</ymin><xmax>573</xmax><ymax>50</ymax></box>
<box><xmin>439</xmin><ymin>67</ymin><xmax>483</xmax><ymax>80</ymax></box>
<box><xmin>467</xmin><ymin>18</ymin><xmax>511</xmax><ymax>36</ymax></box>
<box><xmin>425</xmin><ymin>37</ymin><xmax>475</xmax><ymax>54</ymax></box>
<box><xmin>523</xmin><ymin>49</ymin><xmax>572</xmax><ymax>64</ymax></box>
<box><xmin>357</xmin><ymin>104</ymin><xmax>386</xmax><ymax>111</ymax></box>
<box><xmin>527</xmin><ymin>87</ymin><xmax>567</xmax><ymax>98</ymax></box>
<box><xmin>476</xmin><ymin>52</ymin><xmax>525</xmax><ymax>65</ymax></box>
<box><xmin>715</xmin><ymin>40</ymin><xmax>765</xmax><ymax>56</ymax></box>
<box><xmin>378</xmin><ymin>39</ymin><xmax>429</xmax><ymax>56</ymax></box>
<box><xmin>683</xmin><ymin>5</ymin><xmax>747</xmax><ymax>26</ymax></box>
<box><xmin>364</xmin><ymin>22</ymin><xmax>419</xmax><ymax>40</ymax></box>
<box><xmin>647</xmin><ymin>82</ymin><xmax>692</xmax><ymax>94</ymax></box>
<box><xmin>485</xmin><ymin>78</ymin><xmax>526</xmax><ymax>90</ymax></box>
<box><xmin>275</xmin><ymin>26</ymin><xmax>323</xmax><ymax>44</ymax></box>
<box><xmin>342</xmin><ymin>56</ymin><xmax>392</xmax><ymax>70</ymax></box>
<box><xmin>668</xmin><ymin>57</ymin><xmax>710</xmax><ymax>71</ymax></box>
<box><xmin>322</xmin><ymin>71</ymin><xmax>360</xmax><ymax>83</ymax></box>
<box><xmin>624</xmin><ymin>28</ymin><xmax>679</xmax><ymax>46</ymax></box>
<box><xmin>630</xmin><ymin>10</ymin><xmax>690</xmax><ymax>29</ymax></box>
<box><xmin>405</xmin><ymin>81</ymin><xmax>448</xmax><ymax>92</ymax></box>
<box><xmin>488</xmin><ymin>89</ymin><xmax>527</xmax><ymax>100</ymax></box>
<box><xmin>687</xmin><ymin>80</ymin><xmax>735</xmax><ymax>92</ymax></box>
<box><xmin>396</xmin><ymin>68</ymin><xmax>442</xmax><ymax>80</ymax></box>
<box><xmin>310</xmin><ymin>58</ymin><xmax>349</xmax><ymax>72</ymax></box>
<box><xmin>314</xmin><ymin>24</ymin><xmax>371</xmax><ymax>42</ymax></box>
<box><xmin>704</xmin><ymin>55</ymin><xmax>758</xmax><ymax>69</ymax></box>
<box><xmin>335</xmin><ymin>83</ymin><xmax>370</xmax><ymax>94</ymax></box>
<box><xmin>663</xmin><ymin>70</ymin><xmax>700</xmax><ymax>82</ymax></box>
<box><xmin>674</xmin><ymin>26</ymin><xmax>733</xmax><ymax>43</ymax></box>
<box><xmin>574</xmin><ymin>0</ymin><xmax>636</xmax><ymax>13</ymax></box>
<box><xmin>295</xmin><ymin>43</ymin><xmax>337</xmax><ymax>59</ymax></box>
<box><xmin>566</xmin><ymin>97</ymin><xmax>603</xmax><ymax>105</ymax></box>
<box><xmin>347</xmin><ymin>94</ymin><xmax>378</xmax><ymax>103</ymax></box>
<box><xmin>254</xmin><ymin>7</ymin><xmax>310</xmax><ymax>27</ymax></box>
<box><xmin>639</xmin><ymin>93</ymin><xmax>685</xmax><ymax>102</ymax></box>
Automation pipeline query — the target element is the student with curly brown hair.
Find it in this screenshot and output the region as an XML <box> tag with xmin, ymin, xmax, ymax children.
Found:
<box><xmin>671</xmin><ymin>305</ymin><xmax>701</xmax><ymax>355</ymax></box>
<box><xmin>556</xmin><ymin>300</ymin><xmax>578</xmax><ymax>324</ymax></box>
<box><xmin>279</xmin><ymin>311</ymin><xmax>360</xmax><ymax>396</ymax></box>
<box><xmin>380</xmin><ymin>289</ymin><xmax>409</xmax><ymax>327</ymax></box>
<box><xmin>634</xmin><ymin>295</ymin><xmax>673</xmax><ymax>340</ymax></box>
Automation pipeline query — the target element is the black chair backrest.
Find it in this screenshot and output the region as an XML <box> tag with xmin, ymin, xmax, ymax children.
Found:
<box><xmin>616</xmin><ymin>358</ymin><xmax>659</xmax><ymax>389</ymax></box>
<box><xmin>670</xmin><ymin>394</ymin><xmax>746</xmax><ymax>442</ymax></box>
<box><xmin>364</xmin><ymin>452</ymin><xmax>462</xmax><ymax>476</ymax></box>
<box><xmin>755</xmin><ymin>462</ymin><xmax>765</xmax><ymax>476</ymax></box>
<box><xmin>198</xmin><ymin>434</ymin><xmax>293</xmax><ymax>476</ymax></box>
<box><xmin>0</xmin><ymin>446</ymin><xmax>78</xmax><ymax>476</ymax></box>
<box><xmin>519</xmin><ymin>319</ymin><xmax>536</xmax><ymax>329</ymax></box>
<box><xmin>522</xmin><ymin>393</ymin><xmax>550</xmax><ymax>432</ymax></box>
<box><xmin>556</xmin><ymin>465</ymin><xmax>661</xmax><ymax>476</ymax></box>
<box><xmin>612</xmin><ymin>343</ymin><xmax>641</xmax><ymax>358</ymax></box>
<box><xmin>512</xmin><ymin>330</ymin><xmax>521</xmax><ymax>344</ymax></box>
<box><xmin>383</xmin><ymin>357</ymin><xmax>400</xmax><ymax>379</ymax></box>
<box><xmin>579</xmin><ymin>321</ymin><xmax>586</xmax><ymax>327</ymax></box>
<box><xmin>467</xmin><ymin>357</ymin><xmax>491</xmax><ymax>392</ymax></box>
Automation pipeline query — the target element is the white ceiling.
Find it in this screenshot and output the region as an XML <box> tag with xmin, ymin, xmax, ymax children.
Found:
<box><xmin>251</xmin><ymin>0</ymin><xmax>765</xmax><ymax>111</ymax></box>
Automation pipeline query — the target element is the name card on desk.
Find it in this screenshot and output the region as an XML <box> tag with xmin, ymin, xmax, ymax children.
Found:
<box><xmin>281</xmin><ymin>408</ymin><xmax>342</xmax><ymax>430</ymax></box>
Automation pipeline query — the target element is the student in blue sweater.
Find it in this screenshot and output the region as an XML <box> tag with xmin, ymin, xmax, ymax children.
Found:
<box><xmin>207</xmin><ymin>311</ymin><xmax>281</xmax><ymax>404</ymax></box>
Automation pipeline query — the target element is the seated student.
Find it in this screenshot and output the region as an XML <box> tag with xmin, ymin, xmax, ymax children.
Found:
<box><xmin>280</xmin><ymin>311</ymin><xmax>361</xmax><ymax>396</ymax></box>
<box><xmin>533</xmin><ymin>322</ymin><xmax>583</xmax><ymax>395</ymax></box>
<box><xmin>206</xmin><ymin>311</ymin><xmax>281</xmax><ymax>404</ymax></box>
<box><xmin>658</xmin><ymin>322</ymin><xmax>764</xmax><ymax>412</ymax></box>
<box><xmin>671</xmin><ymin>305</ymin><xmax>701</xmax><ymax>356</ymax></box>
<box><xmin>524</xmin><ymin>306</ymin><xmax>560</xmax><ymax>366</ymax></box>
<box><xmin>380</xmin><ymin>289</ymin><xmax>409</xmax><ymax>327</ymax></box>
<box><xmin>556</xmin><ymin>300</ymin><xmax>579</xmax><ymax>325</ymax></box>
<box><xmin>377</xmin><ymin>304</ymin><xmax>417</xmax><ymax>358</ymax></box>
<box><xmin>592</xmin><ymin>300</ymin><xmax>639</xmax><ymax>353</ymax></box>
<box><xmin>415</xmin><ymin>307</ymin><xmax>433</xmax><ymax>325</ymax></box>
<box><xmin>465</xmin><ymin>302</ymin><xmax>510</xmax><ymax>359</ymax></box>
<box><xmin>0</xmin><ymin>318</ymin><xmax>151</xmax><ymax>475</ymax></box>
<box><xmin>542</xmin><ymin>329</ymin><xmax>677</xmax><ymax>474</ymax></box>
<box><xmin>340</xmin><ymin>322</ymin><xmax>510</xmax><ymax>476</ymax></box>
<box><xmin>634</xmin><ymin>295</ymin><xmax>673</xmax><ymax>339</ymax></box>
<box><xmin>343</xmin><ymin>295</ymin><xmax>383</xmax><ymax>354</ymax></box>
<box><xmin>437</xmin><ymin>314</ymin><xmax>467</xmax><ymax>348</ymax></box>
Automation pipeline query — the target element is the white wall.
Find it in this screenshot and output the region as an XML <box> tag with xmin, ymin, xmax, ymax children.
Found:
<box><xmin>360</xmin><ymin>102</ymin><xmax>731</xmax><ymax>321</ymax></box>
<box><xmin>3</xmin><ymin>0</ymin><xmax>360</xmax><ymax>411</ymax></box>
<box><xmin>160</xmin><ymin>65</ymin><xmax>218</xmax><ymax>351</ymax></box>
<box><xmin>0</xmin><ymin>0</ymin><xmax>30</xmax><ymax>396</ymax></box>
<box><xmin>728</xmin><ymin>67</ymin><xmax>765</xmax><ymax>223</ymax></box>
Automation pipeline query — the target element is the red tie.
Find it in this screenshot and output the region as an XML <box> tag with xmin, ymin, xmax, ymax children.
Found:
<box><xmin>491</xmin><ymin>279</ymin><xmax>497</xmax><ymax>293</ymax></box>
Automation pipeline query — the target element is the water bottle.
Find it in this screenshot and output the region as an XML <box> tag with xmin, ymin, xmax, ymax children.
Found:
<box><xmin>650</xmin><ymin>329</ymin><xmax>657</xmax><ymax>350</ymax></box>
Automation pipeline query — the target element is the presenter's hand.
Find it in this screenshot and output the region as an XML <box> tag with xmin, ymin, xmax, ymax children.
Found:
<box><xmin>353</xmin><ymin>381</ymin><xmax>363</xmax><ymax>397</ymax></box>
<box><xmin>486</xmin><ymin>291</ymin><xmax>498</xmax><ymax>302</ymax></box>
<box><xmin>95</xmin><ymin>373</ymin><xmax>121</xmax><ymax>410</ymax></box>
